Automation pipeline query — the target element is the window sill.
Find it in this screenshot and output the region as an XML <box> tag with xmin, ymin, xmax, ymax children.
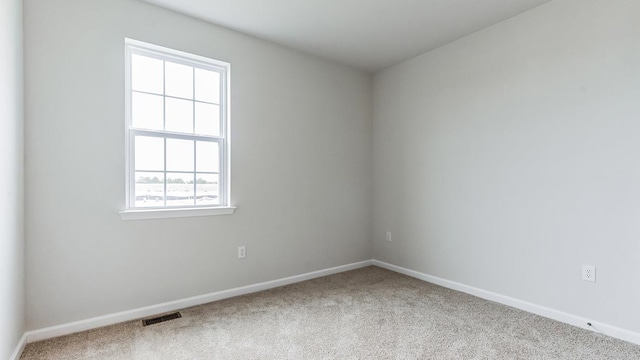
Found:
<box><xmin>120</xmin><ymin>206</ymin><xmax>236</xmax><ymax>220</ymax></box>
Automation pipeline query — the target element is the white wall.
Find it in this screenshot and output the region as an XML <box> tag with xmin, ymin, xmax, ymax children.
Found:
<box><xmin>373</xmin><ymin>0</ymin><xmax>640</xmax><ymax>333</ymax></box>
<box><xmin>24</xmin><ymin>0</ymin><xmax>372</xmax><ymax>330</ymax></box>
<box><xmin>0</xmin><ymin>0</ymin><xmax>25</xmax><ymax>357</ymax></box>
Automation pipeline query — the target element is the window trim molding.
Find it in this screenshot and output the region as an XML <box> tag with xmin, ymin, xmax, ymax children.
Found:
<box><xmin>123</xmin><ymin>38</ymin><xmax>233</xmax><ymax>219</ymax></box>
<box><xmin>120</xmin><ymin>206</ymin><xmax>236</xmax><ymax>221</ymax></box>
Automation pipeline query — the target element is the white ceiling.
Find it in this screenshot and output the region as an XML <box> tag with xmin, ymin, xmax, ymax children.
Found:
<box><xmin>141</xmin><ymin>0</ymin><xmax>553</xmax><ymax>73</ymax></box>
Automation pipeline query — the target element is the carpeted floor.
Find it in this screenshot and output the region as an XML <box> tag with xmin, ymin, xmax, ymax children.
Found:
<box><xmin>21</xmin><ymin>266</ymin><xmax>640</xmax><ymax>359</ymax></box>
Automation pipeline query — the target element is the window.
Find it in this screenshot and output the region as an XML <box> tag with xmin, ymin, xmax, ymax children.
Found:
<box><xmin>121</xmin><ymin>39</ymin><xmax>234</xmax><ymax>220</ymax></box>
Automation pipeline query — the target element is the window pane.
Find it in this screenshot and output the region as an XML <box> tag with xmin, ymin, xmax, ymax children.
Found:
<box><xmin>196</xmin><ymin>174</ymin><xmax>219</xmax><ymax>205</ymax></box>
<box><xmin>195</xmin><ymin>103</ymin><xmax>220</xmax><ymax>136</ymax></box>
<box><xmin>165</xmin><ymin>61</ymin><xmax>193</xmax><ymax>99</ymax></box>
<box><xmin>132</xmin><ymin>92</ymin><xmax>163</xmax><ymax>130</ymax></box>
<box><xmin>195</xmin><ymin>68</ymin><xmax>220</xmax><ymax>103</ymax></box>
<box><xmin>166</xmin><ymin>173</ymin><xmax>194</xmax><ymax>207</ymax></box>
<box><xmin>135</xmin><ymin>172</ymin><xmax>164</xmax><ymax>207</ymax></box>
<box><xmin>127</xmin><ymin>40</ymin><xmax>229</xmax><ymax>211</ymax></box>
<box><xmin>166</xmin><ymin>138</ymin><xmax>194</xmax><ymax>172</ymax></box>
<box><xmin>165</xmin><ymin>97</ymin><xmax>193</xmax><ymax>134</ymax></box>
<box><xmin>135</xmin><ymin>136</ymin><xmax>164</xmax><ymax>171</ymax></box>
<box><xmin>196</xmin><ymin>141</ymin><xmax>219</xmax><ymax>173</ymax></box>
<box><xmin>131</xmin><ymin>54</ymin><xmax>163</xmax><ymax>94</ymax></box>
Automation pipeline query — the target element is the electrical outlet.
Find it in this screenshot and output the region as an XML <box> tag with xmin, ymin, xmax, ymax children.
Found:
<box><xmin>238</xmin><ymin>246</ymin><xmax>246</xmax><ymax>259</ymax></box>
<box><xmin>386</xmin><ymin>232</ymin><xmax>392</xmax><ymax>242</ymax></box>
<box><xmin>582</xmin><ymin>265</ymin><xmax>595</xmax><ymax>282</ymax></box>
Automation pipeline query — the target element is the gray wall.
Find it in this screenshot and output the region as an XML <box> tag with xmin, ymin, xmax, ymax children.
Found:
<box><xmin>0</xmin><ymin>0</ymin><xmax>25</xmax><ymax>357</ymax></box>
<box><xmin>24</xmin><ymin>0</ymin><xmax>372</xmax><ymax>330</ymax></box>
<box><xmin>23</xmin><ymin>0</ymin><xmax>640</xmax><ymax>339</ymax></box>
<box><xmin>373</xmin><ymin>0</ymin><xmax>640</xmax><ymax>333</ymax></box>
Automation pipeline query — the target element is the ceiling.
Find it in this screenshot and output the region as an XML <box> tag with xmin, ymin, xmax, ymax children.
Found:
<box><xmin>141</xmin><ymin>0</ymin><xmax>553</xmax><ymax>73</ymax></box>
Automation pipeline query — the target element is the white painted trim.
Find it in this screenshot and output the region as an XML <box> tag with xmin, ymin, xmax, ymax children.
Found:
<box><xmin>372</xmin><ymin>259</ymin><xmax>640</xmax><ymax>346</ymax></box>
<box><xmin>119</xmin><ymin>206</ymin><xmax>236</xmax><ymax>220</ymax></box>
<box><xmin>123</xmin><ymin>38</ymin><xmax>232</xmax><ymax>212</ymax></box>
<box><xmin>24</xmin><ymin>260</ymin><xmax>373</xmax><ymax>343</ymax></box>
<box><xmin>125</xmin><ymin>38</ymin><xmax>231</xmax><ymax>68</ymax></box>
<box><xmin>25</xmin><ymin>259</ymin><xmax>638</xmax><ymax>348</ymax></box>
<box><xmin>9</xmin><ymin>334</ymin><xmax>27</xmax><ymax>360</ymax></box>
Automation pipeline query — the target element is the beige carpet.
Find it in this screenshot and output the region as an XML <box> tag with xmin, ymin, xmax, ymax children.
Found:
<box><xmin>21</xmin><ymin>266</ymin><xmax>640</xmax><ymax>359</ymax></box>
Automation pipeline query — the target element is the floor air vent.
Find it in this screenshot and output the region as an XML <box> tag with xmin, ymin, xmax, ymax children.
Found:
<box><xmin>142</xmin><ymin>312</ymin><xmax>182</xmax><ymax>326</ymax></box>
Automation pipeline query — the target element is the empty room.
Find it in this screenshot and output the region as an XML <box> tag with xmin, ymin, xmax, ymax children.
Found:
<box><xmin>2</xmin><ymin>0</ymin><xmax>640</xmax><ymax>359</ymax></box>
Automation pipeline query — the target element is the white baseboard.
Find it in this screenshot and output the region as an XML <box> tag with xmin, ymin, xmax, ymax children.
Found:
<box><xmin>22</xmin><ymin>259</ymin><xmax>640</xmax><ymax>349</ymax></box>
<box><xmin>372</xmin><ymin>259</ymin><xmax>640</xmax><ymax>346</ymax></box>
<box><xmin>9</xmin><ymin>333</ymin><xmax>27</xmax><ymax>360</ymax></box>
<box><xmin>25</xmin><ymin>260</ymin><xmax>373</xmax><ymax>343</ymax></box>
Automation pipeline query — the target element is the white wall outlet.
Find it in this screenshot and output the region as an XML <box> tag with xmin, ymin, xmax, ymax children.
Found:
<box><xmin>385</xmin><ymin>232</ymin><xmax>392</xmax><ymax>242</ymax></box>
<box><xmin>238</xmin><ymin>246</ymin><xmax>246</xmax><ymax>259</ymax></box>
<box><xmin>582</xmin><ymin>265</ymin><xmax>595</xmax><ymax>282</ymax></box>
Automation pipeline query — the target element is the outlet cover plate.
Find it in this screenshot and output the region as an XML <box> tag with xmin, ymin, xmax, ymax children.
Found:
<box><xmin>582</xmin><ymin>265</ymin><xmax>596</xmax><ymax>282</ymax></box>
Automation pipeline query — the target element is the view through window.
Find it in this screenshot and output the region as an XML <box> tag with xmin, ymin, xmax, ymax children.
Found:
<box><xmin>125</xmin><ymin>39</ymin><xmax>230</xmax><ymax>209</ymax></box>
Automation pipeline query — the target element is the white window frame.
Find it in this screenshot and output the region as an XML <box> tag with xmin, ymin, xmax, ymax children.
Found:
<box><xmin>120</xmin><ymin>38</ymin><xmax>235</xmax><ymax>220</ymax></box>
